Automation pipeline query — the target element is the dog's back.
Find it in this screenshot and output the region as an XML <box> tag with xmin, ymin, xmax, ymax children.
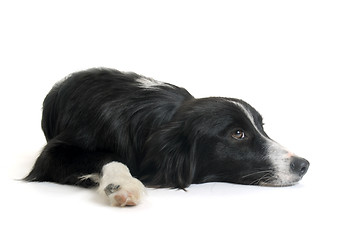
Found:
<box><xmin>42</xmin><ymin>68</ymin><xmax>192</xmax><ymax>142</ymax></box>
<box><xmin>25</xmin><ymin>68</ymin><xmax>193</xmax><ymax>185</ymax></box>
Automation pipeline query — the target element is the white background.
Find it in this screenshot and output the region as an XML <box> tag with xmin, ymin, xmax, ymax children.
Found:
<box><xmin>1</xmin><ymin>0</ymin><xmax>359</xmax><ymax>239</ymax></box>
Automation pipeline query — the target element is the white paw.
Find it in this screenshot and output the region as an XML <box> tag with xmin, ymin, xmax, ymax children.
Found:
<box><xmin>104</xmin><ymin>182</ymin><xmax>144</xmax><ymax>207</ymax></box>
<box><xmin>98</xmin><ymin>162</ymin><xmax>145</xmax><ymax>207</ymax></box>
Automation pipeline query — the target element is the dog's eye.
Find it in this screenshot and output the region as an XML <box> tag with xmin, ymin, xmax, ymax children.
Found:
<box><xmin>232</xmin><ymin>130</ymin><xmax>245</xmax><ymax>140</ymax></box>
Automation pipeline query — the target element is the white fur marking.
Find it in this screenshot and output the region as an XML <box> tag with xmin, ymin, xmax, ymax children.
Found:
<box><xmin>136</xmin><ymin>77</ymin><xmax>170</xmax><ymax>89</ymax></box>
<box><xmin>79</xmin><ymin>174</ymin><xmax>100</xmax><ymax>183</ymax></box>
<box><xmin>265</xmin><ymin>140</ymin><xmax>299</xmax><ymax>185</ymax></box>
<box><xmin>98</xmin><ymin>162</ymin><xmax>146</xmax><ymax>207</ymax></box>
<box><xmin>229</xmin><ymin>100</ymin><xmax>261</xmax><ymax>133</ymax></box>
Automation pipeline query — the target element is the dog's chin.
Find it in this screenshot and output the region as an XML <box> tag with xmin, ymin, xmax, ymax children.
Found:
<box><xmin>258</xmin><ymin>177</ymin><xmax>302</xmax><ymax>187</ymax></box>
<box><xmin>259</xmin><ymin>181</ymin><xmax>298</xmax><ymax>187</ymax></box>
<box><xmin>256</xmin><ymin>173</ymin><xmax>305</xmax><ymax>187</ymax></box>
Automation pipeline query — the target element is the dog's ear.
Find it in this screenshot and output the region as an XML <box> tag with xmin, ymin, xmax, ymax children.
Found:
<box><xmin>140</xmin><ymin>121</ymin><xmax>197</xmax><ymax>189</ymax></box>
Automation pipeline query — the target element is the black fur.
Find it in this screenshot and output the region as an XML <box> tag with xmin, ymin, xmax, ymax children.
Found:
<box><xmin>25</xmin><ymin>68</ymin><xmax>307</xmax><ymax>189</ymax></box>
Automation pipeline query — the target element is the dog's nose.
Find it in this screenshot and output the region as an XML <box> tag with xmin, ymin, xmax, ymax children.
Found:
<box><xmin>290</xmin><ymin>157</ymin><xmax>309</xmax><ymax>177</ymax></box>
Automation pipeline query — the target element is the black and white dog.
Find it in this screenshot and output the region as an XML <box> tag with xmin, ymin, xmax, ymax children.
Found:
<box><xmin>25</xmin><ymin>68</ymin><xmax>309</xmax><ymax>206</ymax></box>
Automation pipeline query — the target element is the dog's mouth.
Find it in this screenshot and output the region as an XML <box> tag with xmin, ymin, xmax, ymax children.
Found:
<box><xmin>246</xmin><ymin>154</ymin><xmax>310</xmax><ymax>187</ymax></box>
<box><xmin>240</xmin><ymin>170</ymin><xmax>305</xmax><ymax>187</ymax></box>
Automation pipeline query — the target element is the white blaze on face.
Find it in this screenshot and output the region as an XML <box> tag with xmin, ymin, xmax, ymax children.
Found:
<box><xmin>229</xmin><ymin>100</ymin><xmax>299</xmax><ymax>186</ymax></box>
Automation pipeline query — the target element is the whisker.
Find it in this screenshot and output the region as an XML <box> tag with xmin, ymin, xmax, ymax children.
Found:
<box><xmin>241</xmin><ymin>169</ymin><xmax>274</xmax><ymax>179</ymax></box>
<box><xmin>249</xmin><ymin>172</ymin><xmax>273</xmax><ymax>185</ymax></box>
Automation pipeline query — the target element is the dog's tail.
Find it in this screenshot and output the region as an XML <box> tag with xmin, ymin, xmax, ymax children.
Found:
<box><xmin>23</xmin><ymin>148</ymin><xmax>49</xmax><ymax>183</ymax></box>
<box><xmin>23</xmin><ymin>169</ymin><xmax>38</xmax><ymax>182</ymax></box>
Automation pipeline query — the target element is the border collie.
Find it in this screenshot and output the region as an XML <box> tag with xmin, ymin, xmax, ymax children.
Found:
<box><xmin>25</xmin><ymin>68</ymin><xmax>309</xmax><ymax>207</ymax></box>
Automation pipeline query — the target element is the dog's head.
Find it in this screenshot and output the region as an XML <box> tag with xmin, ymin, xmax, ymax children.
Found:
<box><xmin>141</xmin><ymin>97</ymin><xmax>309</xmax><ymax>188</ymax></box>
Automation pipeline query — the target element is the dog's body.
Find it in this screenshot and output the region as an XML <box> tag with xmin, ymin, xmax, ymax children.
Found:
<box><xmin>25</xmin><ymin>68</ymin><xmax>309</xmax><ymax>206</ymax></box>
